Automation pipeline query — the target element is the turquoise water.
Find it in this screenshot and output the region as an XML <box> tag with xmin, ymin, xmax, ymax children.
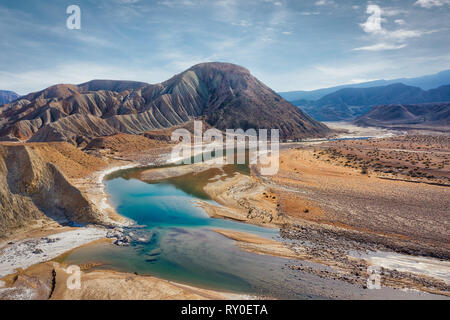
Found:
<box><xmin>106</xmin><ymin>176</ymin><xmax>274</xmax><ymax>233</ymax></box>
<box><xmin>61</xmin><ymin>163</ymin><xmax>334</xmax><ymax>298</ymax></box>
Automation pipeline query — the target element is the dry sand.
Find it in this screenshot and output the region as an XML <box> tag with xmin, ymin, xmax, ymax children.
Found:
<box><xmin>213</xmin><ymin>229</ymin><xmax>297</xmax><ymax>259</ymax></box>
<box><xmin>0</xmin><ymin>228</ymin><xmax>107</xmax><ymax>278</ymax></box>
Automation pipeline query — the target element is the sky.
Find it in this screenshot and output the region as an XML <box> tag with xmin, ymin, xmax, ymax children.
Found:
<box><xmin>0</xmin><ymin>0</ymin><xmax>449</xmax><ymax>95</ymax></box>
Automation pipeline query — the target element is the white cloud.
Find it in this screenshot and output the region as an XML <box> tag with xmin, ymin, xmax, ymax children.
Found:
<box><xmin>353</xmin><ymin>43</ymin><xmax>407</xmax><ymax>51</ymax></box>
<box><xmin>232</xmin><ymin>20</ymin><xmax>252</xmax><ymax>27</ymax></box>
<box><xmin>385</xmin><ymin>29</ymin><xmax>425</xmax><ymax>41</ymax></box>
<box><xmin>314</xmin><ymin>62</ymin><xmax>391</xmax><ymax>79</ymax></box>
<box><xmin>300</xmin><ymin>11</ymin><xmax>320</xmax><ymax>16</ymax></box>
<box><xmin>315</xmin><ymin>0</ymin><xmax>334</xmax><ymax>6</ymax></box>
<box><xmin>356</xmin><ymin>4</ymin><xmax>437</xmax><ymax>51</ymax></box>
<box><xmin>415</xmin><ymin>0</ymin><xmax>450</xmax><ymax>8</ymax></box>
<box><xmin>259</xmin><ymin>60</ymin><xmax>395</xmax><ymax>91</ymax></box>
<box><xmin>254</xmin><ymin>54</ymin><xmax>450</xmax><ymax>92</ymax></box>
<box><xmin>158</xmin><ymin>0</ymin><xmax>197</xmax><ymax>7</ymax></box>
<box><xmin>381</xmin><ymin>8</ymin><xmax>406</xmax><ymax>16</ymax></box>
<box><xmin>263</xmin><ymin>0</ymin><xmax>282</xmax><ymax>6</ymax></box>
<box><xmin>360</xmin><ymin>5</ymin><xmax>383</xmax><ymax>33</ymax></box>
<box><xmin>72</xmin><ymin>32</ymin><xmax>115</xmax><ymax>48</ymax></box>
<box><xmin>117</xmin><ymin>0</ymin><xmax>141</xmax><ymax>3</ymax></box>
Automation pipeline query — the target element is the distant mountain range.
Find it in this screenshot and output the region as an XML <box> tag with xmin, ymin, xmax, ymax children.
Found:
<box><xmin>279</xmin><ymin>69</ymin><xmax>450</xmax><ymax>102</ymax></box>
<box><xmin>294</xmin><ymin>83</ymin><xmax>450</xmax><ymax>121</ymax></box>
<box><xmin>0</xmin><ymin>90</ymin><xmax>20</xmax><ymax>105</ymax></box>
<box><xmin>0</xmin><ymin>62</ymin><xmax>329</xmax><ymax>144</ymax></box>
<box><xmin>354</xmin><ymin>102</ymin><xmax>450</xmax><ymax>131</ymax></box>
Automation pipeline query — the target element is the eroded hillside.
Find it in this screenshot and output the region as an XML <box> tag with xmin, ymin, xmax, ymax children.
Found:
<box><xmin>0</xmin><ymin>63</ymin><xmax>330</xmax><ymax>144</ymax></box>
<box><xmin>0</xmin><ymin>143</ymin><xmax>110</xmax><ymax>238</ymax></box>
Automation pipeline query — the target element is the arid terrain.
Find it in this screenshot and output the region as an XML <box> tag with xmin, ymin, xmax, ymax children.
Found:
<box><xmin>2</xmin><ymin>0</ymin><xmax>450</xmax><ymax>305</ymax></box>
<box><xmin>317</xmin><ymin>134</ymin><xmax>450</xmax><ymax>185</ymax></box>
<box><xmin>187</xmin><ymin>133</ymin><xmax>450</xmax><ymax>296</ymax></box>
<box><xmin>264</xmin><ymin>135</ymin><xmax>449</xmax><ymax>295</ymax></box>
<box><xmin>0</xmin><ymin>63</ymin><xmax>448</xmax><ymax>300</ymax></box>
<box><xmin>134</xmin><ymin>130</ymin><xmax>450</xmax><ymax>296</ymax></box>
<box><xmin>1</xmin><ymin>127</ymin><xmax>449</xmax><ymax>299</ymax></box>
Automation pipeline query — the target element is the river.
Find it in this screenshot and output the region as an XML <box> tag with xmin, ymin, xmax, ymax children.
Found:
<box><xmin>61</xmin><ymin>149</ymin><xmax>432</xmax><ymax>299</ymax></box>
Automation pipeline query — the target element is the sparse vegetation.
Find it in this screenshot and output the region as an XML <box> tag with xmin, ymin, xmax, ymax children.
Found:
<box><xmin>314</xmin><ymin>135</ymin><xmax>450</xmax><ymax>185</ymax></box>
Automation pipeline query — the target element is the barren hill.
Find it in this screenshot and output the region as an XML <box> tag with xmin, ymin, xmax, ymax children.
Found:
<box><xmin>354</xmin><ymin>102</ymin><xmax>450</xmax><ymax>131</ymax></box>
<box><xmin>0</xmin><ymin>63</ymin><xmax>329</xmax><ymax>144</ymax></box>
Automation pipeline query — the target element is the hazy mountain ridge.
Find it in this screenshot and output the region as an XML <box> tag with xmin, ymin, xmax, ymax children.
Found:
<box><xmin>354</xmin><ymin>102</ymin><xmax>450</xmax><ymax>131</ymax></box>
<box><xmin>0</xmin><ymin>90</ymin><xmax>20</xmax><ymax>105</ymax></box>
<box><xmin>296</xmin><ymin>83</ymin><xmax>450</xmax><ymax>121</ymax></box>
<box><xmin>279</xmin><ymin>69</ymin><xmax>450</xmax><ymax>101</ymax></box>
<box><xmin>0</xmin><ymin>63</ymin><xmax>330</xmax><ymax>144</ymax></box>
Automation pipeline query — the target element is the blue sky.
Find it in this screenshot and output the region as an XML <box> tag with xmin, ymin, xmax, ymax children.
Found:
<box><xmin>1</xmin><ymin>0</ymin><xmax>449</xmax><ymax>95</ymax></box>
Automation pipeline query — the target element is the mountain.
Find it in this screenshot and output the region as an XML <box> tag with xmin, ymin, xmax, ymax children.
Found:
<box><xmin>77</xmin><ymin>79</ymin><xmax>149</xmax><ymax>93</ymax></box>
<box><xmin>354</xmin><ymin>102</ymin><xmax>450</xmax><ymax>131</ymax></box>
<box><xmin>0</xmin><ymin>63</ymin><xmax>330</xmax><ymax>144</ymax></box>
<box><xmin>279</xmin><ymin>81</ymin><xmax>390</xmax><ymax>102</ymax></box>
<box><xmin>279</xmin><ymin>69</ymin><xmax>450</xmax><ymax>102</ymax></box>
<box><xmin>0</xmin><ymin>90</ymin><xmax>20</xmax><ymax>105</ymax></box>
<box><xmin>19</xmin><ymin>80</ymin><xmax>148</xmax><ymax>102</ymax></box>
<box><xmin>296</xmin><ymin>83</ymin><xmax>450</xmax><ymax>121</ymax></box>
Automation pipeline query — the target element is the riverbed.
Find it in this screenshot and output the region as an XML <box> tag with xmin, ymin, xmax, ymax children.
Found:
<box><xmin>60</xmin><ymin>157</ymin><xmax>440</xmax><ymax>299</ymax></box>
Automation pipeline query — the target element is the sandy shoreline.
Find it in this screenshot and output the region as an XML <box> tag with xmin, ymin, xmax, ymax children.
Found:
<box><xmin>213</xmin><ymin>229</ymin><xmax>297</xmax><ymax>259</ymax></box>
<box><xmin>1</xmin><ymin>146</ymin><xmax>252</xmax><ymax>300</ymax></box>
<box><xmin>0</xmin><ymin>145</ymin><xmax>213</xmax><ymax>278</ymax></box>
<box><xmin>0</xmin><ymin>228</ymin><xmax>107</xmax><ymax>278</ymax></box>
<box><xmin>0</xmin><ymin>258</ymin><xmax>252</xmax><ymax>300</ymax></box>
<box><xmin>0</xmin><ymin>154</ymin><xmax>147</xmax><ymax>282</ymax></box>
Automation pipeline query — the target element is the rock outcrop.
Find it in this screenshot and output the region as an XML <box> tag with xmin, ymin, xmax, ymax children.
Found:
<box><xmin>0</xmin><ymin>144</ymin><xmax>106</xmax><ymax>237</ymax></box>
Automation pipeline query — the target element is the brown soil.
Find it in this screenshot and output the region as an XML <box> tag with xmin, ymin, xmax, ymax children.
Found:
<box><xmin>0</xmin><ymin>141</ymin><xmax>111</xmax><ymax>180</ymax></box>
<box><xmin>85</xmin><ymin>133</ymin><xmax>171</xmax><ymax>163</ymax></box>
<box><xmin>226</xmin><ymin>138</ymin><xmax>450</xmax><ymax>296</ymax></box>
<box><xmin>267</xmin><ymin>147</ymin><xmax>449</xmax><ymax>257</ymax></box>
<box><xmin>316</xmin><ymin>135</ymin><xmax>450</xmax><ymax>185</ymax></box>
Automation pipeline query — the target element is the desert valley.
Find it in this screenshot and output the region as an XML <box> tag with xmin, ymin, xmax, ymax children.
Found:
<box><xmin>0</xmin><ymin>62</ymin><xmax>448</xmax><ymax>300</ymax></box>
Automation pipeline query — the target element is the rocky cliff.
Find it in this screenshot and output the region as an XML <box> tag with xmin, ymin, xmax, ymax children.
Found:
<box><xmin>0</xmin><ymin>144</ymin><xmax>107</xmax><ymax>237</ymax></box>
